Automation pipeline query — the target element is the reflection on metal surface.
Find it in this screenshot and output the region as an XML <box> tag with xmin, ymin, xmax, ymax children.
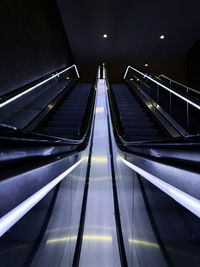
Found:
<box><xmin>47</xmin><ymin>225</ymin><xmax>115</xmax><ymax>234</ymax></box>
<box><xmin>83</xmin><ymin>235</ymin><xmax>112</xmax><ymax>241</ymax></box>
<box><xmin>116</xmin><ymin>155</ymin><xmax>120</xmax><ymax>161</ymax></box>
<box><xmin>91</xmin><ymin>156</ymin><xmax>108</xmax><ymax>163</ymax></box>
<box><xmin>0</xmin><ymin>159</ymin><xmax>83</xmax><ymax>237</ymax></box>
<box><xmin>81</xmin><ymin>156</ymin><xmax>89</xmax><ymax>161</ymax></box>
<box><xmin>95</xmin><ymin>107</ymin><xmax>104</xmax><ymax>113</ymax></box>
<box><xmin>119</xmin><ymin>154</ymin><xmax>200</xmax><ymax>218</ymax></box>
<box><xmin>47</xmin><ymin>235</ymin><xmax>112</xmax><ymax>245</ymax></box>
<box><xmin>79</xmin><ymin>79</ymin><xmax>120</xmax><ymax>266</ymax></box>
<box><xmin>47</xmin><ymin>104</ymin><xmax>54</xmax><ymax>109</ymax></box>
<box><xmin>129</xmin><ymin>239</ymin><xmax>198</xmax><ymax>260</ymax></box>
<box><xmin>47</xmin><ymin>236</ymin><xmax>77</xmax><ymax>244</ymax></box>
<box><xmin>128</xmin><ymin>239</ymin><xmax>159</xmax><ymax>249</ymax></box>
<box><xmin>0</xmin><ymin>244</ymin><xmax>28</xmax><ymax>256</ymax></box>
<box><xmin>89</xmin><ymin>176</ymin><xmax>109</xmax><ymax>181</ymax></box>
<box><xmin>147</xmin><ymin>103</ymin><xmax>153</xmax><ymax>109</ymax></box>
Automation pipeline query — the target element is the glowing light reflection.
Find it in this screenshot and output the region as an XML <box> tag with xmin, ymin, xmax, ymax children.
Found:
<box><xmin>47</xmin><ymin>235</ymin><xmax>112</xmax><ymax>244</ymax></box>
<box><xmin>129</xmin><ymin>239</ymin><xmax>159</xmax><ymax>248</ymax></box>
<box><xmin>96</xmin><ymin>107</ymin><xmax>104</xmax><ymax>113</ymax></box>
<box><xmin>91</xmin><ymin>156</ymin><xmax>107</xmax><ymax>163</ymax></box>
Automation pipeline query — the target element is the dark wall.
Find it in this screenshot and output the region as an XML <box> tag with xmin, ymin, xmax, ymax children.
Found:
<box><xmin>56</xmin><ymin>0</ymin><xmax>200</xmax><ymax>84</ymax></box>
<box><xmin>188</xmin><ymin>39</ymin><xmax>200</xmax><ymax>90</ymax></box>
<box><xmin>0</xmin><ymin>0</ymin><xmax>73</xmax><ymax>94</ymax></box>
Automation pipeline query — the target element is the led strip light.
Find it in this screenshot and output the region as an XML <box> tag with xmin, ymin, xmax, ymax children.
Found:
<box><xmin>119</xmin><ymin>154</ymin><xmax>200</xmax><ymax>218</ymax></box>
<box><xmin>0</xmin><ymin>64</ymin><xmax>80</xmax><ymax>108</ymax></box>
<box><xmin>0</xmin><ymin>158</ymin><xmax>83</xmax><ymax>237</ymax></box>
<box><xmin>123</xmin><ymin>65</ymin><xmax>200</xmax><ymax>110</ymax></box>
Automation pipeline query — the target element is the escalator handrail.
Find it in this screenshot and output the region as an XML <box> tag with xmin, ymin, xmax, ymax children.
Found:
<box><xmin>100</xmin><ymin>68</ymin><xmax>200</xmax><ymax>227</ymax></box>
<box><xmin>123</xmin><ymin>65</ymin><xmax>200</xmax><ymax>110</ymax></box>
<box><xmin>0</xmin><ymin>157</ymin><xmax>83</xmax><ymax>237</ymax></box>
<box><xmin>107</xmin><ymin>66</ymin><xmax>200</xmax><ymax>219</ymax></box>
<box><xmin>0</xmin><ymin>64</ymin><xmax>80</xmax><ymax>108</ymax></box>
<box><xmin>119</xmin><ymin>152</ymin><xmax>200</xmax><ymax>218</ymax></box>
<box><xmin>158</xmin><ymin>74</ymin><xmax>200</xmax><ymax>95</ymax></box>
<box><xmin>0</xmin><ymin>93</ymin><xmax>96</xmax><ymax>161</ymax></box>
<box><xmin>0</xmin><ymin>78</ymin><xmax>98</xmax><ymax>237</ymax></box>
<box><xmin>0</xmin><ymin>82</ymin><xmax>96</xmax><ymax>162</ymax></box>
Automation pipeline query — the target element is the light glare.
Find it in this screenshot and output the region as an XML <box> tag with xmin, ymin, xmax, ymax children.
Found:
<box><xmin>47</xmin><ymin>235</ymin><xmax>112</xmax><ymax>244</ymax></box>
<box><xmin>129</xmin><ymin>239</ymin><xmax>159</xmax><ymax>248</ymax></box>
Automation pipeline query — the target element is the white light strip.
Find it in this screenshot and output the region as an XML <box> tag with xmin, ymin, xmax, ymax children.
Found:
<box><xmin>0</xmin><ymin>64</ymin><xmax>80</xmax><ymax>108</ymax></box>
<box><xmin>0</xmin><ymin>159</ymin><xmax>83</xmax><ymax>237</ymax></box>
<box><xmin>119</xmin><ymin>154</ymin><xmax>200</xmax><ymax>218</ymax></box>
<box><xmin>123</xmin><ymin>66</ymin><xmax>200</xmax><ymax>110</ymax></box>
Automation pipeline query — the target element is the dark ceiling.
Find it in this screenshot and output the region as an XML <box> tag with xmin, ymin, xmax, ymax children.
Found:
<box><xmin>57</xmin><ymin>0</ymin><xmax>200</xmax><ymax>83</ymax></box>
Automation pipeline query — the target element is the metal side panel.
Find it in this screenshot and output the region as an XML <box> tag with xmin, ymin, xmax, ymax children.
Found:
<box><xmin>0</xmin><ymin>152</ymin><xmax>87</xmax><ymax>267</ymax></box>
<box><xmin>79</xmin><ymin>79</ymin><xmax>121</xmax><ymax>266</ymax></box>
<box><xmin>29</xmin><ymin>150</ymin><xmax>89</xmax><ymax>267</ymax></box>
<box><xmin>106</xmin><ymin>91</ymin><xmax>168</xmax><ymax>267</ymax></box>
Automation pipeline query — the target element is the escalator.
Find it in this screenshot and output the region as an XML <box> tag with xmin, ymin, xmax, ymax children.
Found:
<box><xmin>129</xmin><ymin>71</ymin><xmax>200</xmax><ymax>135</ymax></box>
<box><xmin>111</xmin><ymin>83</ymin><xmax>167</xmax><ymax>141</ymax></box>
<box><xmin>0</xmin><ymin>75</ymin><xmax>95</xmax><ymax>267</ymax></box>
<box><xmin>1</xmin><ymin>65</ymin><xmax>200</xmax><ymax>267</ymax></box>
<box><xmin>108</xmin><ymin>78</ymin><xmax>200</xmax><ymax>267</ymax></box>
<box><xmin>38</xmin><ymin>83</ymin><xmax>92</xmax><ymax>139</ymax></box>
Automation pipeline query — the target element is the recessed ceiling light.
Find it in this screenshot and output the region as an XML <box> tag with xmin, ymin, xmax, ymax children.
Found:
<box><xmin>103</xmin><ymin>34</ymin><xmax>108</xmax><ymax>38</ymax></box>
<box><xmin>130</xmin><ymin>78</ymin><xmax>133</xmax><ymax>81</ymax></box>
<box><xmin>145</xmin><ymin>63</ymin><xmax>148</xmax><ymax>67</ymax></box>
<box><xmin>160</xmin><ymin>35</ymin><xmax>165</xmax><ymax>40</ymax></box>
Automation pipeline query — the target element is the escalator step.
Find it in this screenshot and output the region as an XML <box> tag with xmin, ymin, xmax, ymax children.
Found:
<box><xmin>38</xmin><ymin>83</ymin><xmax>91</xmax><ymax>139</ymax></box>
<box><xmin>47</xmin><ymin>120</ymin><xmax>81</xmax><ymax>127</ymax></box>
<box><xmin>112</xmin><ymin>83</ymin><xmax>166</xmax><ymax>141</ymax></box>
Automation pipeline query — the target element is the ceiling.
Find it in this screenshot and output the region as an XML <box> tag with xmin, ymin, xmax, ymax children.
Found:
<box><xmin>57</xmin><ymin>0</ymin><xmax>200</xmax><ymax>83</ymax></box>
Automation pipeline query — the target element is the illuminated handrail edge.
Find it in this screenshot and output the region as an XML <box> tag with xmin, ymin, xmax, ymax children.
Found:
<box><xmin>123</xmin><ymin>65</ymin><xmax>200</xmax><ymax>110</ymax></box>
<box><xmin>0</xmin><ymin>159</ymin><xmax>83</xmax><ymax>237</ymax></box>
<box><xmin>119</xmin><ymin>154</ymin><xmax>200</xmax><ymax>218</ymax></box>
<box><xmin>0</xmin><ymin>64</ymin><xmax>80</xmax><ymax>108</ymax></box>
